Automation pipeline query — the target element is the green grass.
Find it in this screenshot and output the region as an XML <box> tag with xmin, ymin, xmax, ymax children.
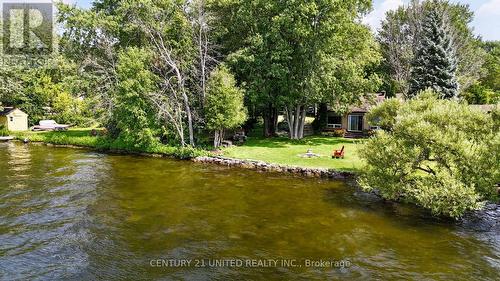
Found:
<box><xmin>223</xmin><ymin>136</ymin><xmax>365</xmax><ymax>171</ymax></box>
<box><xmin>0</xmin><ymin>127</ymin><xmax>10</xmax><ymax>137</ymax></box>
<box><xmin>13</xmin><ymin>128</ymin><xmax>209</xmax><ymax>159</ymax></box>
<box><xmin>13</xmin><ymin>128</ymin><xmax>365</xmax><ymax>171</ymax></box>
<box><xmin>14</xmin><ymin>128</ymin><xmax>101</xmax><ymax>147</ymax></box>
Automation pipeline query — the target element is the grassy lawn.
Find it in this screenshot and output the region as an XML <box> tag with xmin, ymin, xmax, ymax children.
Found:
<box><xmin>223</xmin><ymin>136</ymin><xmax>365</xmax><ymax>171</ymax></box>
<box><xmin>13</xmin><ymin>129</ymin><xmax>365</xmax><ymax>171</ymax></box>
<box><xmin>13</xmin><ymin>128</ymin><xmax>208</xmax><ymax>159</ymax></box>
<box><xmin>14</xmin><ymin>128</ymin><xmax>102</xmax><ymax>147</ymax></box>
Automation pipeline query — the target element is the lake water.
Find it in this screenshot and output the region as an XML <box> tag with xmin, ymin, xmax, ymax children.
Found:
<box><xmin>0</xmin><ymin>142</ymin><xmax>499</xmax><ymax>280</ymax></box>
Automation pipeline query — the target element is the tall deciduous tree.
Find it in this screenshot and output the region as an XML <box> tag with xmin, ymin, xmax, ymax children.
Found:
<box><xmin>464</xmin><ymin>41</ymin><xmax>500</xmax><ymax>104</ymax></box>
<box><xmin>409</xmin><ymin>6</ymin><xmax>459</xmax><ymax>98</ymax></box>
<box><xmin>59</xmin><ymin>0</ymin><xmax>222</xmax><ymax>147</ymax></box>
<box><xmin>214</xmin><ymin>0</ymin><xmax>378</xmax><ymax>139</ymax></box>
<box><xmin>128</xmin><ymin>0</ymin><xmax>197</xmax><ymax>146</ymax></box>
<box><xmin>112</xmin><ymin>47</ymin><xmax>159</xmax><ymax>148</ymax></box>
<box><xmin>377</xmin><ymin>6</ymin><xmax>414</xmax><ymax>94</ymax></box>
<box><xmin>205</xmin><ymin>66</ymin><xmax>247</xmax><ymax>148</ymax></box>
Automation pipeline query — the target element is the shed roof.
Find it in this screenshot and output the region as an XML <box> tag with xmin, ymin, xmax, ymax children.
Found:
<box><xmin>0</xmin><ymin>107</ymin><xmax>15</xmax><ymax>116</ymax></box>
<box><xmin>0</xmin><ymin>107</ymin><xmax>27</xmax><ymax>116</ymax></box>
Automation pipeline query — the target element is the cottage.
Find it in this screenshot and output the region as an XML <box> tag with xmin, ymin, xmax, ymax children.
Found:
<box><xmin>325</xmin><ymin>95</ymin><xmax>497</xmax><ymax>137</ymax></box>
<box><xmin>326</xmin><ymin>93</ymin><xmax>393</xmax><ymax>137</ymax></box>
<box><xmin>0</xmin><ymin>107</ymin><xmax>29</xmax><ymax>131</ymax></box>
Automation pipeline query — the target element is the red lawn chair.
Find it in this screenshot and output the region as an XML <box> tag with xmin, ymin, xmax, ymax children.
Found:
<box><xmin>332</xmin><ymin>146</ymin><xmax>345</xmax><ymax>159</ymax></box>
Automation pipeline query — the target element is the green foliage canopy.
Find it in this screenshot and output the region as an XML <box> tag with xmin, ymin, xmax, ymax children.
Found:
<box><xmin>0</xmin><ymin>56</ymin><xmax>95</xmax><ymax>126</ymax></box>
<box><xmin>360</xmin><ymin>91</ymin><xmax>499</xmax><ymax>218</ymax></box>
<box><xmin>214</xmin><ymin>0</ymin><xmax>380</xmax><ymax>137</ymax></box>
<box><xmin>463</xmin><ymin>41</ymin><xmax>500</xmax><ymax>104</ymax></box>
<box><xmin>205</xmin><ymin>66</ymin><xmax>247</xmax><ymax>147</ymax></box>
<box><xmin>112</xmin><ymin>47</ymin><xmax>159</xmax><ymax>148</ymax></box>
<box><xmin>378</xmin><ymin>0</ymin><xmax>486</xmax><ymax>96</ymax></box>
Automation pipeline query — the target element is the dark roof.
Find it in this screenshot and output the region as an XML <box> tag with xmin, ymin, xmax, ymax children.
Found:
<box><xmin>0</xmin><ymin>107</ymin><xmax>15</xmax><ymax>116</ymax></box>
<box><xmin>348</xmin><ymin>93</ymin><xmax>391</xmax><ymax>113</ymax></box>
<box><xmin>326</xmin><ymin>93</ymin><xmax>380</xmax><ymax>113</ymax></box>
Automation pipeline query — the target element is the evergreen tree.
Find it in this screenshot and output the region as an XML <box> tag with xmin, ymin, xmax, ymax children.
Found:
<box><xmin>409</xmin><ymin>6</ymin><xmax>459</xmax><ymax>99</ymax></box>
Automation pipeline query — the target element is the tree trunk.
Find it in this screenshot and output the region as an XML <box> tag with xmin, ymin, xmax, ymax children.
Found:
<box><xmin>287</xmin><ymin>104</ymin><xmax>306</xmax><ymax>140</ymax></box>
<box><xmin>292</xmin><ymin>105</ymin><xmax>300</xmax><ymax>139</ymax></box>
<box><xmin>181</xmin><ymin>91</ymin><xmax>195</xmax><ymax>147</ymax></box>
<box><xmin>313</xmin><ymin>103</ymin><xmax>328</xmax><ymax>133</ymax></box>
<box><xmin>285</xmin><ymin>106</ymin><xmax>294</xmax><ymax>138</ymax></box>
<box><xmin>213</xmin><ymin>129</ymin><xmax>226</xmax><ymax>148</ymax></box>
<box><xmin>214</xmin><ymin>130</ymin><xmax>219</xmax><ymax>148</ymax></box>
<box><xmin>298</xmin><ymin>106</ymin><xmax>306</xmax><ymax>139</ymax></box>
<box><xmin>198</xmin><ymin>8</ymin><xmax>207</xmax><ymax>106</ymax></box>
<box><xmin>263</xmin><ymin>104</ymin><xmax>278</xmax><ymax>137</ymax></box>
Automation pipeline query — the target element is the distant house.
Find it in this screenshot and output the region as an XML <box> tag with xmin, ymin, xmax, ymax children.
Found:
<box><xmin>326</xmin><ymin>93</ymin><xmax>394</xmax><ymax>136</ymax></box>
<box><xmin>325</xmin><ymin>95</ymin><xmax>497</xmax><ymax>137</ymax></box>
<box><xmin>0</xmin><ymin>107</ymin><xmax>28</xmax><ymax>131</ymax></box>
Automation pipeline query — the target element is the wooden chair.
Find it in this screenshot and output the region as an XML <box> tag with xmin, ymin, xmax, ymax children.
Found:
<box><xmin>332</xmin><ymin>146</ymin><xmax>345</xmax><ymax>159</ymax></box>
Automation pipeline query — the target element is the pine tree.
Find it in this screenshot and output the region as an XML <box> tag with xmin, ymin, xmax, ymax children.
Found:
<box><xmin>409</xmin><ymin>5</ymin><xmax>459</xmax><ymax>99</ymax></box>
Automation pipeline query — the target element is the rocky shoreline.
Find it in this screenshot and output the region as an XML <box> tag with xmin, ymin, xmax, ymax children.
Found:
<box><xmin>461</xmin><ymin>204</ymin><xmax>500</xmax><ymax>232</ymax></box>
<box><xmin>193</xmin><ymin>156</ymin><xmax>355</xmax><ymax>179</ymax></box>
<box><xmin>18</xmin><ymin>141</ymin><xmax>355</xmax><ymax>180</ymax></box>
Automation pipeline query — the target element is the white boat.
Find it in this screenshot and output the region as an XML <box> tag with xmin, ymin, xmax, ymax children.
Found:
<box><xmin>32</xmin><ymin>120</ymin><xmax>70</xmax><ymax>131</ymax></box>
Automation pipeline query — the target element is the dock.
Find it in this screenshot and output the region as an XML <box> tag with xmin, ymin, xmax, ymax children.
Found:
<box><xmin>0</xmin><ymin>136</ymin><xmax>15</xmax><ymax>142</ymax></box>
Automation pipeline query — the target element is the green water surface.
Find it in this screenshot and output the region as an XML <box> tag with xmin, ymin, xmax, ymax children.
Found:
<box><xmin>0</xmin><ymin>142</ymin><xmax>498</xmax><ymax>280</ymax></box>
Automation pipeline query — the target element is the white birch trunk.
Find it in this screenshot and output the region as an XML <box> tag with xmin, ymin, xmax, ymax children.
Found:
<box><xmin>298</xmin><ymin>107</ymin><xmax>306</xmax><ymax>139</ymax></box>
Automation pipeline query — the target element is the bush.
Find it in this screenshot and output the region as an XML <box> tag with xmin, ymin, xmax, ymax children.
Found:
<box><xmin>112</xmin><ymin>47</ymin><xmax>159</xmax><ymax>149</ymax></box>
<box><xmin>366</xmin><ymin>98</ymin><xmax>402</xmax><ymax>131</ymax></box>
<box><xmin>333</xmin><ymin>129</ymin><xmax>346</xmax><ymax>137</ymax></box>
<box><xmin>0</xmin><ymin>125</ymin><xmax>9</xmax><ymax>136</ymax></box>
<box><xmin>205</xmin><ymin>65</ymin><xmax>247</xmax><ymax>147</ymax></box>
<box><xmin>277</xmin><ymin>121</ymin><xmax>289</xmax><ymax>132</ymax></box>
<box><xmin>321</xmin><ymin>129</ymin><xmax>346</xmax><ymax>137</ymax></box>
<box><xmin>363</xmin><ymin>129</ymin><xmax>376</xmax><ymax>137</ymax></box>
<box><xmin>462</xmin><ymin>83</ymin><xmax>499</xmax><ymax>105</ymax></box>
<box><xmin>359</xmin><ymin>91</ymin><xmax>499</xmax><ymax>218</ymax></box>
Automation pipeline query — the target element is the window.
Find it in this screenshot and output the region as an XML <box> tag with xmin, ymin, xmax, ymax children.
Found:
<box><xmin>348</xmin><ymin>115</ymin><xmax>364</xmax><ymax>132</ymax></box>
<box><xmin>327</xmin><ymin>115</ymin><xmax>342</xmax><ymax>128</ymax></box>
<box><xmin>9</xmin><ymin>116</ymin><xmax>13</xmax><ymax>122</ymax></box>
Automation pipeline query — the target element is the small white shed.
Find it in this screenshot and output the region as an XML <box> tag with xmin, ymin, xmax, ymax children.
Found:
<box><xmin>0</xmin><ymin>107</ymin><xmax>29</xmax><ymax>131</ymax></box>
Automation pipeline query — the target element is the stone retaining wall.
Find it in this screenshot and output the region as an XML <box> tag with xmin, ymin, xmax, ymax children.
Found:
<box><xmin>193</xmin><ymin>156</ymin><xmax>355</xmax><ymax>179</ymax></box>
<box><xmin>23</xmin><ymin>141</ymin><xmax>355</xmax><ymax>180</ymax></box>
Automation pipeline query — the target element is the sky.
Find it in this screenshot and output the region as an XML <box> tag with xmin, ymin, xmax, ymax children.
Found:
<box><xmin>68</xmin><ymin>0</ymin><xmax>499</xmax><ymax>41</ymax></box>
<box><xmin>364</xmin><ymin>0</ymin><xmax>500</xmax><ymax>40</ymax></box>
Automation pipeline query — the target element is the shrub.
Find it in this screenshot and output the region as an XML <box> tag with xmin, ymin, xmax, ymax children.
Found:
<box><xmin>112</xmin><ymin>47</ymin><xmax>159</xmax><ymax>149</ymax></box>
<box><xmin>363</xmin><ymin>129</ymin><xmax>376</xmax><ymax>137</ymax></box>
<box><xmin>321</xmin><ymin>129</ymin><xmax>346</xmax><ymax>137</ymax></box>
<box><xmin>366</xmin><ymin>98</ymin><xmax>402</xmax><ymax>131</ymax></box>
<box><xmin>359</xmin><ymin>91</ymin><xmax>499</xmax><ymax>218</ymax></box>
<box><xmin>205</xmin><ymin>65</ymin><xmax>247</xmax><ymax>147</ymax></box>
<box><xmin>0</xmin><ymin>125</ymin><xmax>9</xmax><ymax>137</ymax></box>
<box><xmin>277</xmin><ymin>121</ymin><xmax>289</xmax><ymax>132</ymax></box>
<box><xmin>332</xmin><ymin>129</ymin><xmax>346</xmax><ymax>137</ymax></box>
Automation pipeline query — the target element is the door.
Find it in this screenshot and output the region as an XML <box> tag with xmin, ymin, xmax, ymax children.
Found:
<box><xmin>348</xmin><ymin>115</ymin><xmax>363</xmax><ymax>132</ymax></box>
